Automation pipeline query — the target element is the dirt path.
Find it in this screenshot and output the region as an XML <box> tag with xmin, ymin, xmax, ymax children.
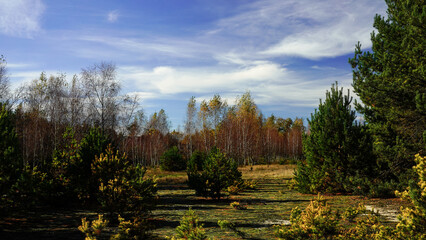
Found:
<box><xmin>365</xmin><ymin>205</ymin><xmax>400</xmax><ymax>223</ymax></box>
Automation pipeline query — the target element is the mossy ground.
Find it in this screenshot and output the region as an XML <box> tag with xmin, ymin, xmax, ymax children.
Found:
<box><xmin>0</xmin><ymin>164</ymin><xmax>408</xmax><ymax>239</ymax></box>
<box><xmin>149</xmin><ymin>164</ymin><xmax>407</xmax><ymax>239</ymax></box>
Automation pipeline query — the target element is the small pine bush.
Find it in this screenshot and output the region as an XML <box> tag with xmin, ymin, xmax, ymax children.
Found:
<box><xmin>78</xmin><ymin>127</ymin><xmax>111</xmax><ymax>199</ymax></box>
<box><xmin>188</xmin><ymin>150</ymin><xmax>206</xmax><ymax>171</ymax></box>
<box><xmin>160</xmin><ymin>146</ymin><xmax>186</xmax><ymax>171</ymax></box>
<box><xmin>276</xmin><ymin>194</ymin><xmax>339</xmax><ymax>239</ymax></box>
<box><xmin>111</xmin><ymin>215</ymin><xmax>151</xmax><ymax>240</ymax></box>
<box><xmin>230</xmin><ymin>201</ymin><xmax>247</xmax><ymax>210</ymax></box>
<box><xmin>187</xmin><ymin>148</ymin><xmax>242</xmax><ymax>199</ymax></box>
<box><xmin>394</xmin><ymin>154</ymin><xmax>426</xmax><ymax>239</ymax></box>
<box><xmin>78</xmin><ymin>214</ymin><xmax>108</xmax><ymax>240</ymax></box>
<box><xmin>277</xmin><ymin>154</ymin><xmax>426</xmax><ymax>240</ymax></box>
<box><xmin>172</xmin><ymin>208</ymin><xmax>208</xmax><ymax>240</ymax></box>
<box><xmin>92</xmin><ymin>145</ymin><xmax>157</xmax><ymax>217</ymax></box>
<box><xmin>227</xmin><ymin>179</ymin><xmax>257</xmax><ymax>195</ymax></box>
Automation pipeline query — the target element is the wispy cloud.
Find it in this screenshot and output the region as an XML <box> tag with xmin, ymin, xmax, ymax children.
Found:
<box><xmin>311</xmin><ymin>65</ymin><xmax>336</xmax><ymax>71</ymax></box>
<box><xmin>107</xmin><ymin>10</ymin><xmax>119</xmax><ymax>23</ymax></box>
<box><xmin>118</xmin><ymin>61</ymin><xmax>354</xmax><ymax>108</ymax></box>
<box><xmin>0</xmin><ymin>0</ymin><xmax>45</xmax><ymax>38</ymax></box>
<box><xmin>60</xmin><ymin>0</ymin><xmax>386</xmax><ymax>69</ymax></box>
<box><xmin>2</xmin><ymin>0</ymin><xmax>383</xmax><ymax>120</ymax></box>
<box><xmin>119</xmin><ymin>62</ymin><xmax>291</xmax><ymax>94</ymax></box>
<box><xmin>74</xmin><ymin>35</ymin><xmax>215</xmax><ymax>64</ymax></box>
<box><xmin>6</xmin><ymin>63</ymin><xmax>35</xmax><ymax>69</ymax></box>
<box><xmin>210</xmin><ymin>0</ymin><xmax>386</xmax><ymax>60</ymax></box>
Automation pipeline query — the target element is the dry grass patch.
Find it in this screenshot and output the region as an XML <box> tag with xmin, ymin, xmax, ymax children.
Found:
<box><xmin>145</xmin><ymin>164</ymin><xmax>296</xmax><ymax>184</ymax></box>
<box><xmin>146</xmin><ymin>167</ymin><xmax>188</xmax><ymax>184</ymax></box>
<box><xmin>240</xmin><ymin>164</ymin><xmax>296</xmax><ymax>180</ymax></box>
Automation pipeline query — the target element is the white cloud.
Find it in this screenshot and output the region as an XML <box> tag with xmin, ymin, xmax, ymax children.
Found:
<box><xmin>260</xmin><ymin>15</ymin><xmax>370</xmax><ymax>59</ymax></box>
<box><xmin>107</xmin><ymin>10</ymin><xmax>119</xmax><ymax>23</ymax></box>
<box><xmin>77</xmin><ymin>35</ymin><xmax>213</xmax><ymax>61</ymax></box>
<box><xmin>118</xmin><ymin>61</ymin><xmax>355</xmax><ymax>108</ymax></box>
<box><xmin>6</xmin><ymin>62</ymin><xmax>35</xmax><ymax>69</ymax></box>
<box><xmin>311</xmin><ymin>65</ymin><xmax>336</xmax><ymax>71</ymax></box>
<box><xmin>119</xmin><ymin>62</ymin><xmax>291</xmax><ymax>95</ymax></box>
<box><xmin>0</xmin><ymin>0</ymin><xmax>45</xmax><ymax>38</ymax></box>
<box><xmin>65</xmin><ymin>0</ymin><xmax>386</xmax><ymax>69</ymax></box>
<box><xmin>210</xmin><ymin>0</ymin><xmax>386</xmax><ymax>60</ymax></box>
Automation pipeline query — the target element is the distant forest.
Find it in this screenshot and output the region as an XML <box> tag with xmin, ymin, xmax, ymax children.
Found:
<box><xmin>0</xmin><ymin>60</ymin><xmax>304</xmax><ymax>168</ymax></box>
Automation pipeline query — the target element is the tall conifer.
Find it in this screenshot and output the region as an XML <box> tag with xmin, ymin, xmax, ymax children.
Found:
<box><xmin>349</xmin><ymin>0</ymin><xmax>425</xmax><ymax>180</ymax></box>
<box><xmin>296</xmin><ymin>83</ymin><xmax>374</xmax><ymax>193</ymax></box>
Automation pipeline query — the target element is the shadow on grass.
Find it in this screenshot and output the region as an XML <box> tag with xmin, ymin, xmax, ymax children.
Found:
<box><xmin>157</xmin><ymin>184</ymin><xmax>190</xmax><ymax>191</ymax></box>
<box><xmin>156</xmin><ymin>205</ymin><xmax>225</xmax><ymax>211</ymax></box>
<box><xmin>241</xmin><ymin>198</ymin><xmax>309</xmax><ymax>205</ymax></box>
<box><xmin>150</xmin><ymin>218</ymin><xmax>268</xmax><ymax>240</ymax></box>
<box><xmin>0</xmin><ymin>208</ymin><xmax>90</xmax><ymax>240</ymax></box>
<box><xmin>0</xmin><ymin>230</ymin><xmax>83</xmax><ymax>240</ymax></box>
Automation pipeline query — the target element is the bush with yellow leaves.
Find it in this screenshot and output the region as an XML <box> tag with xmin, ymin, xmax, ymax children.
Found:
<box><xmin>277</xmin><ymin>154</ymin><xmax>426</xmax><ymax>240</ymax></box>
<box><xmin>110</xmin><ymin>215</ymin><xmax>150</xmax><ymax>240</ymax></box>
<box><xmin>394</xmin><ymin>154</ymin><xmax>426</xmax><ymax>239</ymax></box>
<box><xmin>276</xmin><ymin>194</ymin><xmax>339</xmax><ymax>239</ymax></box>
<box><xmin>230</xmin><ymin>201</ymin><xmax>247</xmax><ymax>210</ymax></box>
<box><xmin>91</xmin><ymin>145</ymin><xmax>157</xmax><ymax>217</ymax></box>
<box><xmin>78</xmin><ymin>214</ymin><xmax>108</xmax><ymax>240</ymax></box>
<box><xmin>172</xmin><ymin>208</ymin><xmax>208</xmax><ymax>240</ymax></box>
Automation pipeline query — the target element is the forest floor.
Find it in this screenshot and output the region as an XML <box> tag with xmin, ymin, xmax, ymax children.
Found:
<box><xmin>0</xmin><ymin>164</ymin><xmax>408</xmax><ymax>239</ymax></box>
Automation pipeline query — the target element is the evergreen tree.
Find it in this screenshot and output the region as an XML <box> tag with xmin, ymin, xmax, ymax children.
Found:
<box><xmin>295</xmin><ymin>82</ymin><xmax>374</xmax><ymax>193</ymax></box>
<box><xmin>160</xmin><ymin>146</ymin><xmax>186</xmax><ymax>171</ymax></box>
<box><xmin>0</xmin><ymin>103</ymin><xmax>20</xmax><ymax>199</ymax></box>
<box><xmin>51</xmin><ymin>127</ymin><xmax>82</xmax><ymax>200</ymax></box>
<box><xmin>349</xmin><ymin>0</ymin><xmax>425</xmax><ymax>181</ymax></box>
<box><xmin>188</xmin><ymin>148</ymin><xmax>241</xmax><ymax>199</ymax></box>
<box><xmin>79</xmin><ymin>127</ymin><xmax>110</xmax><ymax>199</ymax></box>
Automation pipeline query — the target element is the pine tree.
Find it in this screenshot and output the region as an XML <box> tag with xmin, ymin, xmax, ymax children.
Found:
<box><xmin>349</xmin><ymin>0</ymin><xmax>425</xmax><ymax>181</ymax></box>
<box><xmin>79</xmin><ymin>127</ymin><xmax>110</xmax><ymax>199</ymax></box>
<box><xmin>187</xmin><ymin>148</ymin><xmax>241</xmax><ymax>199</ymax></box>
<box><xmin>295</xmin><ymin>83</ymin><xmax>374</xmax><ymax>193</ymax></box>
<box><xmin>0</xmin><ymin>102</ymin><xmax>21</xmax><ymax>205</ymax></box>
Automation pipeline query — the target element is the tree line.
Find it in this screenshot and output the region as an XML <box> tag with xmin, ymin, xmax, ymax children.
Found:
<box><xmin>0</xmin><ymin>59</ymin><xmax>304</xmax><ymax>170</ymax></box>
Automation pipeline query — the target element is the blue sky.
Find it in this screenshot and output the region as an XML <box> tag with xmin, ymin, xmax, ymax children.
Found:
<box><xmin>0</xmin><ymin>0</ymin><xmax>387</xmax><ymax>129</ymax></box>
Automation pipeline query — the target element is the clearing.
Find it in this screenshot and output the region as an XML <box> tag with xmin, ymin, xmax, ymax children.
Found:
<box><xmin>0</xmin><ymin>164</ymin><xmax>407</xmax><ymax>239</ymax></box>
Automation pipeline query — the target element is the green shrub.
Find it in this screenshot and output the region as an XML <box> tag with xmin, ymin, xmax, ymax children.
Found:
<box><xmin>394</xmin><ymin>154</ymin><xmax>426</xmax><ymax>239</ymax></box>
<box><xmin>188</xmin><ymin>150</ymin><xmax>206</xmax><ymax>171</ymax></box>
<box><xmin>78</xmin><ymin>214</ymin><xmax>108</xmax><ymax>240</ymax></box>
<box><xmin>160</xmin><ymin>146</ymin><xmax>186</xmax><ymax>171</ymax></box>
<box><xmin>79</xmin><ymin>127</ymin><xmax>111</xmax><ymax>198</ymax></box>
<box><xmin>111</xmin><ymin>215</ymin><xmax>151</xmax><ymax>240</ymax></box>
<box><xmin>6</xmin><ymin>165</ymin><xmax>67</xmax><ymax>209</ymax></box>
<box><xmin>187</xmin><ymin>148</ymin><xmax>242</xmax><ymax>199</ymax></box>
<box><xmin>230</xmin><ymin>201</ymin><xmax>247</xmax><ymax>210</ymax></box>
<box><xmin>276</xmin><ymin>194</ymin><xmax>340</xmax><ymax>239</ymax></box>
<box><xmin>0</xmin><ymin>103</ymin><xmax>21</xmax><ymax>211</ymax></box>
<box><xmin>343</xmin><ymin>174</ymin><xmax>399</xmax><ymax>198</ymax></box>
<box><xmin>278</xmin><ymin>155</ymin><xmax>426</xmax><ymax>239</ymax></box>
<box><xmin>92</xmin><ymin>145</ymin><xmax>157</xmax><ymax>217</ymax></box>
<box><xmin>51</xmin><ymin>127</ymin><xmax>83</xmax><ymax>202</ymax></box>
<box><xmin>227</xmin><ymin>179</ymin><xmax>257</xmax><ymax>195</ymax></box>
<box><xmin>275</xmin><ymin>196</ymin><xmax>394</xmax><ymax>240</ymax></box>
<box><xmin>172</xmin><ymin>208</ymin><xmax>208</xmax><ymax>240</ymax></box>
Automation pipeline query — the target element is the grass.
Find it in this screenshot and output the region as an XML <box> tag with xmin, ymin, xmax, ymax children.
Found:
<box><xmin>0</xmin><ymin>164</ymin><xmax>409</xmax><ymax>239</ymax></box>
<box><xmin>148</xmin><ymin>164</ymin><xmax>407</xmax><ymax>239</ymax></box>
